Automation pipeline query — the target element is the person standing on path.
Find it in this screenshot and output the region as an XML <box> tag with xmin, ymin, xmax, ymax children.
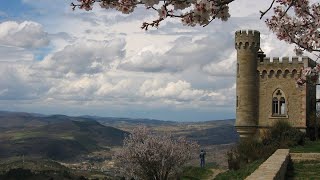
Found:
<box><xmin>199</xmin><ymin>149</ymin><xmax>206</xmax><ymax>168</ymax></box>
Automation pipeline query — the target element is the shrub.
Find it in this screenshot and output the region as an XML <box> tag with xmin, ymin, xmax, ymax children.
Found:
<box><xmin>227</xmin><ymin>138</ymin><xmax>275</xmax><ymax>170</ymax></box>
<box><xmin>227</xmin><ymin>121</ymin><xmax>305</xmax><ymax>170</ymax></box>
<box><xmin>226</xmin><ymin>148</ymin><xmax>240</xmax><ymax>170</ymax></box>
<box><xmin>263</xmin><ymin>120</ymin><xmax>305</xmax><ymax>148</ymax></box>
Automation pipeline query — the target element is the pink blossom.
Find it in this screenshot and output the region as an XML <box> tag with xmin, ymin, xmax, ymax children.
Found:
<box><xmin>158</xmin><ymin>6</ymin><xmax>167</xmax><ymax>18</ymax></box>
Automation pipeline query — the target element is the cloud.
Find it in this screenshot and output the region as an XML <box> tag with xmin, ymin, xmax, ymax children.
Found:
<box><xmin>0</xmin><ymin>21</ymin><xmax>49</xmax><ymax>49</ymax></box>
<box><xmin>139</xmin><ymin>78</ymin><xmax>231</xmax><ymax>107</ymax></box>
<box><xmin>0</xmin><ymin>62</ymin><xmax>47</xmax><ymax>100</ymax></box>
<box><xmin>0</xmin><ymin>45</ymin><xmax>34</xmax><ymax>61</ymax></box>
<box><xmin>37</xmin><ymin>38</ymin><xmax>126</xmax><ymax>75</ymax></box>
<box><xmin>120</xmin><ymin>33</ymin><xmax>234</xmax><ymax>73</ymax></box>
<box><xmin>141</xmin><ymin>80</ymin><xmax>207</xmax><ymax>101</ymax></box>
<box><xmin>202</xmin><ymin>52</ymin><xmax>237</xmax><ymax>76</ymax></box>
<box><xmin>119</xmin><ymin>46</ymin><xmax>178</xmax><ymax>72</ymax></box>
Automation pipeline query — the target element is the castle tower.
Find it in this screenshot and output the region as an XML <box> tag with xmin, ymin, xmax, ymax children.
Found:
<box><xmin>235</xmin><ymin>30</ymin><xmax>260</xmax><ymax>138</ymax></box>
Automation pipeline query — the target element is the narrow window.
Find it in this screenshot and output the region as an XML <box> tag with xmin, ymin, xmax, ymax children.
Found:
<box><xmin>237</xmin><ymin>63</ymin><xmax>239</xmax><ymax>76</ymax></box>
<box><xmin>272</xmin><ymin>97</ymin><xmax>279</xmax><ymax>115</ymax></box>
<box><xmin>280</xmin><ymin>97</ymin><xmax>286</xmax><ymax>115</ymax></box>
<box><xmin>236</xmin><ymin>96</ymin><xmax>239</xmax><ymax>107</ymax></box>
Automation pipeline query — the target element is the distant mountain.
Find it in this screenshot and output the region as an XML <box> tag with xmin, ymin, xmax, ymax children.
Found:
<box><xmin>184</xmin><ymin>119</ymin><xmax>239</xmax><ymax>145</ymax></box>
<box><xmin>0</xmin><ymin>111</ymin><xmax>239</xmax><ymax>156</ymax></box>
<box><xmin>0</xmin><ymin>111</ymin><xmax>127</xmax><ymax>161</ymax></box>
<box><xmin>94</xmin><ymin>116</ymin><xmax>238</xmax><ymax>145</ymax></box>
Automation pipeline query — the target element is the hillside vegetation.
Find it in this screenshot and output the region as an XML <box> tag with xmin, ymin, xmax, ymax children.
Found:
<box><xmin>0</xmin><ymin>112</ymin><xmax>127</xmax><ymax>161</ymax></box>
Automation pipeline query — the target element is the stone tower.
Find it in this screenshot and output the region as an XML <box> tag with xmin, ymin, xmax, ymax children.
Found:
<box><xmin>235</xmin><ymin>29</ymin><xmax>317</xmax><ymax>139</ymax></box>
<box><xmin>235</xmin><ymin>30</ymin><xmax>260</xmax><ymax>138</ymax></box>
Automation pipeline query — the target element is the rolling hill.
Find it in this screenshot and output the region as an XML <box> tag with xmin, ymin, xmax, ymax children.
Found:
<box><xmin>0</xmin><ymin>111</ymin><xmax>128</xmax><ymax>161</ymax></box>
<box><xmin>0</xmin><ymin>111</ymin><xmax>239</xmax><ymax>161</ymax></box>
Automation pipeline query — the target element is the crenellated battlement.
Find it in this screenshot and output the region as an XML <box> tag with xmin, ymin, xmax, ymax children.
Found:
<box><xmin>259</xmin><ymin>56</ymin><xmax>305</xmax><ymax>65</ymax></box>
<box><xmin>257</xmin><ymin>56</ymin><xmax>315</xmax><ymax>78</ymax></box>
<box><xmin>235</xmin><ymin>30</ymin><xmax>260</xmax><ymax>37</ymax></box>
<box><xmin>235</xmin><ymin>30</ymin><xmax>260</xmax><ymax>50</ymax></box>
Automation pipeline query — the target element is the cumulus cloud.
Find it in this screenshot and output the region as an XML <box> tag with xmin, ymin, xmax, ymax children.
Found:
<box><xmin>0</xmin><ymin>62</ymin><xmax>47</xmax><ymax>100</ymax></box>
<box><xmin>0</xmin><ymin>45</ymin><xmax>34</xmax><ymax>61</ymax></box>
<box><xmin>141</xmin><ymin>80</ymin><xmax>207</xmax><ymax>101</ymax></box>
<box><xmin>120</xmin><ymin>33</ymin><xmax>234</xmax><ymax>73</ymax></box>
<box><xmin>119</xmin><ymin>47</ymin><xmax>180</xmax><ymax>72</ymax></box>
<box><xmin>202</xmin><ymin>52</ymin><xmax>236</xmax><ymax>76</ymax></box>
<box><xmin>139</xmin><ymin>79</ymin><xmax>230</xmax><ymax>107</ymax></box>
<box><xmin>37</xmin><ymin>38</ymin><xmax>126</xmax><ymax>75</ymax></box>
<box><xmin>0</xmin><ymin>21</ymin><xmax>49</xmax><ymax>49</ymax></box>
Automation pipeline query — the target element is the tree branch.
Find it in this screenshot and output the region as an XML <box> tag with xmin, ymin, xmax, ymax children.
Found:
<box><xmin>260</xmin><ymin>0</ymin><xmax>275</xmax><ymax>19</ymax></box>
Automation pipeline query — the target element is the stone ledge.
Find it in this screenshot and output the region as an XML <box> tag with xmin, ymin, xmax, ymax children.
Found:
<box><xmin>245</xmin><ymin>149</ymin><xmax>290</xmax><ymax>180</ymax></box>
<box><xmin>290</xmin><ymin>153</ymin><xmax>320</xmax><ymax>162</ymax></box>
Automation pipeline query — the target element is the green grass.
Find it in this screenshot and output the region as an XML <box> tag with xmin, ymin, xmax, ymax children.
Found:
<box><xmin>181</xmin><ymin>162</ymin><xmax>219</xmax><ymax>180</ymax></box>
<box><xmin>291</xmin><ymin>140</ymin><xmax>320</xmax><ymax>153</ymax></box>
<box><xmin>12</xmin><ymin>131</ymin><xmax>45</xmax><ymax>140</ymax></box>
<box><xmin>57</xmin><ymin>133</ymin><xmax>75</xmax><ymax>140</ymax></box>
<box><xmin>0</xmin><ymin>159</ymin><xmax>69</xmax><ymax>172</ymax></box>
<box><xmin>181</xmin><ymin>166</ymin><xmax>213</xmax><ymax>180</ymax></box>
<box><xmin>286</xmin><ymin>160</ymin><xmax>320</xmax><ymax>179</ymax></box>
<box><xmin>214</xmin><ymin>160</ymin><xmax>264</xmax><ymax>180</ymax></box>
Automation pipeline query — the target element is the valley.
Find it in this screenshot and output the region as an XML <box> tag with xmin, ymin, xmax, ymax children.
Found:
<box><xmin>0</xmin><ymin>111</ymin><xmax>238</xmax><ymax>178</ymax></box>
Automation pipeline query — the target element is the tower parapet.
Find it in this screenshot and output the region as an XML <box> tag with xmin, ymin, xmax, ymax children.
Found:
<box><xmin>235</xmin><ymin>30</ymin><xmax>260</xmax><ymax>51</ymax></box>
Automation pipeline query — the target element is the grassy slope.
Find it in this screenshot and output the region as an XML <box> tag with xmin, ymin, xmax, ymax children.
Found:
<box><xmin>214</xmin><ymin>160</ymin><xmax>264</xmax><ymax>180</ymax></box>
<box><xmin>287</xmin><ymin>140</ymin><xmax>320</xmax><ymax>179</ymax></box>
<box><xmin>182</xmin><ymin>167</ymin><xmax>214</xmax><ymax>180</ymax></box>
<box><xmin>181</xmin><ymin>162</ymin><xmax>219</xmax><ymax>180</ymax></box>
<box><xmin>286</xmin><ymin>160</ymin><xmax>320</xmax><ymax>179</ymax></box>
<box><xmin>0</xmin><ymin>119</ymin><xmax>127</xmax><ymax>160</ymax></box>
<box><xmin>290</xmin><ymin>140</ymin><xmax>320</xmax><ymax>153</ymax></box>
<box><xmin>0</xmin><ymin>159</ymin><xmax>108</xmax><ymax>180</ymax></box>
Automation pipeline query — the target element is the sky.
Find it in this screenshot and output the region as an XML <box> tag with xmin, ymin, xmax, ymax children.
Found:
<box><xmin>0</xmin><ymin>0</ymin><xmax>314</xmax><ymax>121</ymax></box>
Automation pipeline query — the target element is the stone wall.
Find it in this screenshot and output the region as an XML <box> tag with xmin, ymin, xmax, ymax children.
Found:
<box><xmin>256</xmin><ymin>56</ymin><xmax>317</xmax><ymax>131</ymax></box>
<box><xmin>257</xmin><ymin>58</ymin><xmax>312</xmax><ymax>129</ymax></box>
<box><xmin>245</xmin><ymin>149</ymin><xmax>290</xmax><ymax>180</ymax></box>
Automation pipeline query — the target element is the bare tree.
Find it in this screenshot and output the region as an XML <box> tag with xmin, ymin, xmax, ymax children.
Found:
<box><xmin>113</xmin><ymin>126</ymin><xmax>199</xmax><ymax>180</ymax></box>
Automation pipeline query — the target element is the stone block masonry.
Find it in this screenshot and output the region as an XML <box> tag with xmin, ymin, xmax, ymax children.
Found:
<box><xmin>235</xmin><ymin>29</ymin><xmax>317</xmax><ymax>139</ymax></box>
<box><xmin>245</xmin><ymin>149</ymin><xmax>290</xmax><ymax>180</ymax></box>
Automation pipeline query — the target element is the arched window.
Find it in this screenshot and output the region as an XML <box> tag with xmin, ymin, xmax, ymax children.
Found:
<box><xmin>272</xmin><ymin>89</ymin><xmax>287</xmax><ymax>116</ymax></box>
<box><xmin>283</xmin><ymin>69</ymin><xmax>290</xmax><ymax>78</ymax></box>
<box><xmin>268</xmin><ymin>70</ymin><xmax>274</xmax><ymax>78</ymax></box>
<box><xmin>262</xmin><ymin>70</ymin><xmax>267</xmax><ymax>79</ymax></box>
